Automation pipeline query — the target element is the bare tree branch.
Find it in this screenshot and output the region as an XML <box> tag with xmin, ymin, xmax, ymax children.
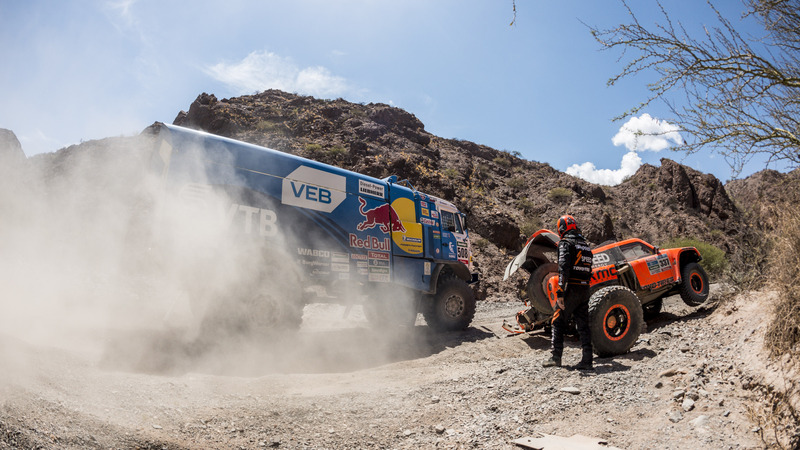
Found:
<box><xmin>510</xmin><ymin>0</ymin><xmax>517</xmax><ymax>27</ymax></box>
<box><xmin>591</xmin><ymin>0</ymin><xmax>800</xmax><ymax>176</ymax></box>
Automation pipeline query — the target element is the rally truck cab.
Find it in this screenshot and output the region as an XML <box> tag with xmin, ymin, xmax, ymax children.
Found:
<box><xmin>146</xmin><ymin>123</ymin><xmax>478</xmax><ymax>335</ymax></box>
<box><xmin>503</xmin><ymin>229</ymin><xmax>709</xmax><ymax>356</ymax></box>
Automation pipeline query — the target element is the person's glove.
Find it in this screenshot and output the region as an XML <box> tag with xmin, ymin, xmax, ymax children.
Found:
<box><xmin>556</xmin><ymin>286</ymin><xmax>566</xmax><ymax>310</ymax></box>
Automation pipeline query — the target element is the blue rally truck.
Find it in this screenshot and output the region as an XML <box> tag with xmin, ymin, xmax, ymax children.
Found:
<box><xmin>146</xmin><ymin>123</ymin><xmax>478</xmax><ymax>334</ymax></box>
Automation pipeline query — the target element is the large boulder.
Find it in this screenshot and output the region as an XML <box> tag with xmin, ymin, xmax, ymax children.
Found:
<box><xmin>657</xmin><ymin>158</ymin><xmax>738</xmax><ymax>221</ymax></box>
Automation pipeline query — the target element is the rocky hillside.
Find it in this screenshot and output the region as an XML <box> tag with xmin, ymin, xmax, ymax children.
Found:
<box><xmin>3</xmin><ymin>89</ymin><xmax>756</xmax><ymax>300</ymax></box>
<box><xmin>726</xmin><ymin>167</ymin><xmax>800</xmax><ymax>228</ymax></box>
<box><xmin>170</xmin><ymin>90</ymin><xmax>748</xmax><ymax>298</ymax></box>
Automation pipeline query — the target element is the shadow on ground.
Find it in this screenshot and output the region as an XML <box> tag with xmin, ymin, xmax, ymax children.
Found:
<box><xmin>100</xmin><ymin>323</ymin><xmax>494</xmax><ymax>377</ymax></box>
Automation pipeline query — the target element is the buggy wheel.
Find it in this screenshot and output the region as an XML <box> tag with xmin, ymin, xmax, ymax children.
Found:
<box><xmin>526</xmin><ymin>263</ymin><xmax>558</xmax><ymax>314</ymax></box>
<box><xmin>589</xmin><ymin>286</ymin><xmax>644</xmax><ymax>357</ymax></box>
<box><xmin>679</xmin><ymin>262</ymin><xmax>709</xmax><ymax>306</ymax></box>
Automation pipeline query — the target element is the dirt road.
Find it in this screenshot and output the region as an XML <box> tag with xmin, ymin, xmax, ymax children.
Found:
<box><xmin>0</xmin><ymin>286</ymin><xmax>781</xmax><ymax>449</ymax></box>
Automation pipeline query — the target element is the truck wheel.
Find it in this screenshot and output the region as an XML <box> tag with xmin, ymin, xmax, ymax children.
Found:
<box><xmin>642</xmin><ymin>298</ymin><xmax>663</xmax><ymax>320</ymax></box>
<box><xmin>589</xmin><ymin>286</ymin><xmax>644</xmax><ymax>357</ymax></box>
<box><xmin>679</xmin><ymin>262</ymin><xmax>709</xmax><ymax>306</ymax></box>
<box><xmin>199</xmin><ymin>289</ymin><xmax>302</xmax><ymax>341</ymax></box>
<box><xmin>526</xmin><ymin>263</ymin><xmax>558</xmax><ymax>314</ymax></box>
<box><xmin>242</xmin><ymin>288</ymin><xmax>304</xmax><ymax>332</ymax></box>
<box><xmin>197</xmin><ymin>264</ymin><xmax>305</xmax><ymax>340</ymax></box>
<box><xmin>424</xmin><ymin>275</ymin><xmax>476</xmax><ymax>332</ymax></box>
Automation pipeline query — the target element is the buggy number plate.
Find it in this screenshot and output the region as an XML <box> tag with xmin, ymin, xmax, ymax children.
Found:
<box><xmin>646</xmin><ymin>254</ymin><xmax>671</xmax><ymax>275</ymax></box>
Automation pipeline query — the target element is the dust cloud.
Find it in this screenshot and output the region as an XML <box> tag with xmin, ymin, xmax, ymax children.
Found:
<box><xmin>0</xmin><ymin>129</ymin><xmax>427</xmax><ymax>382</ymax></box>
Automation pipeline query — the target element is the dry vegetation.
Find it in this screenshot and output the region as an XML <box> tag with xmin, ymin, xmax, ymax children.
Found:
<box><xmin>766</xmin><ymin>202</ymin><xmax>800</xmax><ymax>360</ymax></box>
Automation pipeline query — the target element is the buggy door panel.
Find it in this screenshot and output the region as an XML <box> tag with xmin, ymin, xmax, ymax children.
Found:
<box><xmin>624</xmin><ymin>242</ymin><xmax>674</xmax><ymax>290</ymax></box>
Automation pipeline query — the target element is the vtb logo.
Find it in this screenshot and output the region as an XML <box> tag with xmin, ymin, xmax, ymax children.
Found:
<box><xmin>357</xmin><ymin>197</ymin><xmax>406</xmax><ymax>233</ymax></box>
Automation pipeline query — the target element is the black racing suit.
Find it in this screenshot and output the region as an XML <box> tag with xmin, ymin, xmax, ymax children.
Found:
<box><xmin>551</xmin><ymin>230</ymin><xmax>594</xmax><ymax>364</ymax></box>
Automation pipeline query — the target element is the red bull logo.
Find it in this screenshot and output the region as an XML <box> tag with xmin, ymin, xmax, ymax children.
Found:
<box><xmin>357</xmin><ymin>197</ymin><xmax>406</xmax><ymax>233</ymax></box>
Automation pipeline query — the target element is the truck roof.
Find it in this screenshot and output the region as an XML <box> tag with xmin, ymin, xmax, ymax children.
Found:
<box><xmin>152</xmin><ymin>122</ymin><xmax>395</xmax><ymax>200</ymax></box>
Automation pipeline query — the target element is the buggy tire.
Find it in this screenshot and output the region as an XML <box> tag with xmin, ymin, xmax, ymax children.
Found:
<box><xmin>423</xmin><ymin>275</ymin><xmax>476</xmax><ymax>332</ymax></box>
<box><xmin>589</xmin><ymin>286</ymin><xmax>644</xmax><ymax>357</ymax></box>
<box><xmin>679</xmin><ymin>262</ymin><xmax>709</xmax><ymax>306</ymax></box>
<box><xmin>642</xmin><ymin>298</ymin><xmax>663</xmax><ymax>320</ymax></box>
<box><xmin>526</xmin><ymin>263</ymin><xmax>558</xmax><ymax>314</ymax></box>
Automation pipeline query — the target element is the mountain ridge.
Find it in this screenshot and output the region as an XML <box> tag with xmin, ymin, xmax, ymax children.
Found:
<box><xmin>1</xmin><ymin>89</ymin><xmax>777</xmax><ymax>299</ymax></box>
<box><xmin>171</xmin><ymin>90</ymin><xmax>750</xmax><ymax>298</ymax></box>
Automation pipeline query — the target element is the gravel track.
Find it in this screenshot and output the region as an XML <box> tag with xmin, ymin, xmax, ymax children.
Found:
<box><xmin>0</xmin><ymin>285</ymin><xmax>784</xmax><ymax>449</ymax></box>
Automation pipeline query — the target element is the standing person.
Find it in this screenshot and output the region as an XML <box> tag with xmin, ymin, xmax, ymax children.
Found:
<box><xmin>543</xmin><ymin>215</ymin><xmax>595</xmax><ymax>370</ymax></box>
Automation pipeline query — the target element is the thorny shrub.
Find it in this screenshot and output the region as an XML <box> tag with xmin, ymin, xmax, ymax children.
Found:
<box><xmin>765</xmin><ymin>201</ymin><xmax>800</xmax><ymax>360</ymax></box>
<box><xmin>725</xmin><ymin>226</ymin><xmax>770</xmax><ymax>291</ymax></box>
<box><xmin>546</xmin><ymin>187</ymin><xmax>572</xmax><ymax>203</ymax></box>
<box><xmin>519</xmin><ymin>216</ymin><xmax>543</xmax><ymax>239</ymax></box>
<box><xmin>660</xmin><ymin>237</ymin><xmax>728</xmax><ymax>279</ymax></box>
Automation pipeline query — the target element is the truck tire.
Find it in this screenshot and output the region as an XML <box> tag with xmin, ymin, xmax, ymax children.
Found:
<box><xmin>589</xmin><ymin>286</ymin><xmax>644</xmax><ymax>357</ymax></box>
<box><xmin>642</xmin><ymin>298</ymin><xmax>663</xmax><ymax>320</ymax></box>
<box><xmin>423</xmin><ymin>275</ymin><xmax>476</xmax><ymax>332</ymax></box>
<box><xmin>526</xmin><ymin>263</ymin><xmax>558</xmax><ymax>314</ymax></box>
<box><xmin>197</xmin><ymin>261</ymin><xmax>305</xmax><ymax>340</ymax></box>
<box><xmin>679</xmin><ymin>262</ymin><xmax>709</xmax><ymax>306</ymax></box>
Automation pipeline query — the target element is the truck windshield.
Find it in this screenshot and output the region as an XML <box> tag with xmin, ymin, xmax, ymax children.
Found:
<box><xmin>441</xmin><ymin>210</ymin><xmax>463</xmax><ymax>233</ymax></box>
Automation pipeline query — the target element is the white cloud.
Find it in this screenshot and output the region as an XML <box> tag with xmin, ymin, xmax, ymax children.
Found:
<box><xmin>566</xmin><ymin>151</ymin><xmax>642</xmax><ymax>186</ymax></box>
<box><xmin>612</xmin><ymin>113</ymin><xmax>682</xmax><ymax>151</ymax></box>
<box><xmin>205</xmin><ymin>51</ymin><xmax>350</xmax><ymax>98</ymax></box>
<box><xmin>567</xmin><ymin>114</ymin><xmax>682</xmax><ymax>186</ymax></box>
<box><xmin>106</xmin><ymin>0</ymin><xmax>138</xmax><ymax>21</ymax></box>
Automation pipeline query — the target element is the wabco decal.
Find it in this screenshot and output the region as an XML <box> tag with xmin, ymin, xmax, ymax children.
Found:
<box><xmin>356</xmin><ymin>197</ymin><xmax>406</xmax><ymax>233</ymax></box>
<box><xmin>282</xmin><ymin>166</ymin><xmax>346</xmax><ymax>213</ymax></box>
<box><xmin>297</xmin><ymin>248</ymin><xmax>330</xmax><ymax>258</ymax></box>
<box><xmin>226</xmin><ymin>203</ymin><xmax>278</xmax><ymax>237</ymax></box>
<box><xmin>591</xmin><ymin>266</ymin><xmax>618</xmax><ymax>284</ymax></box>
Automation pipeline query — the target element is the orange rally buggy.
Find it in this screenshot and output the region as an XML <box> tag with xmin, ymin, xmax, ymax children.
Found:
<box><xmin>502</xmin><ymin>229</ymin><xmax>710</xmax><ymax>356</ymax></box>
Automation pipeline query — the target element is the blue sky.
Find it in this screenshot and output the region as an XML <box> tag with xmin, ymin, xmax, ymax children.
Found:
<box><xmin>0</xmin><ymin>1</ymin><xmax>787</xmax><ymax>184</ymax></box>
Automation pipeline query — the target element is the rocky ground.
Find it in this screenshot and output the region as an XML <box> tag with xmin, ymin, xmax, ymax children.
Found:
<box><xmin>0</xmin><ymin>285</ymin><xmax>792</xmax><ymax>449</ymax></box>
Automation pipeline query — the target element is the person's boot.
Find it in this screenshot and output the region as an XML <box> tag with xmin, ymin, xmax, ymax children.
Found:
<box><xmin>542</xmin><ymin>356</ymin><xmax>561</xmax><ymax>368</ymax></box>
<box><xmin>576</xmin><ymin>351</ymin><xmax>593</xmax><ymax>371</ymax></box>
<box><xmin>575</xmin><ymin>360</ymin><xmax>593</xmax><ymax>371</ymax></box>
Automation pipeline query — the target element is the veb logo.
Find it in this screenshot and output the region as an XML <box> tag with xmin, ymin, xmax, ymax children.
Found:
<box><xmin>357</xmin><ymin>197</ymin><xmax>406</xmax><ymax>233</ymax></box>
<box><xmin>282</xmin><ymin>166</ymin><xmax>346</xmax><ymax>213</ymax></box>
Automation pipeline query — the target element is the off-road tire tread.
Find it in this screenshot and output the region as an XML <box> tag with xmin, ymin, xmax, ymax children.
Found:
<box><xmin>679</xmin><ymin>262</ymin><xmax>710</xmax><ymax>307</ymax></box>
<box><xmin>423</xmin><ymin>274</ymin><xmax>476</xmax><ymax>332</ymax></box>
<box><xmin>588</xmin><ymin>285</ymin><xmax>644</xmax><ymax>357</ymax></box>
